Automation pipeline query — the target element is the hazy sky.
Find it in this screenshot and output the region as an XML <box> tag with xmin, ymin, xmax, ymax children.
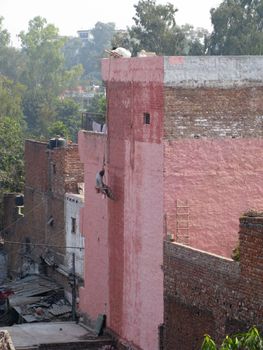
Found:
<box><xmin>2</xmin><ymin>0</ymin><xmax>222</xmax><ymax>46</ymax></box>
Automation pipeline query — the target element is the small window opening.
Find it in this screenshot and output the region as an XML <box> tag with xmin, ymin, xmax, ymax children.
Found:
<box><xmin>143</xmin><ymin>113</ymin><xmax>150</xmax><ymax>124</ymax></box>
<box><xmin>71</xmin><ymin>217</ymin><xmax>76</xmax><ymax>234</ymax></box>
<box><xmin>47</xmin><ymin>216</ymin><xmax>54</xmax><ymax>226</ymax></box>
<box><xmin>25</xmin><ymin>237</ymin><xmax>31</xmax><ymax>253</ymax></box>
<box><xmin>52</xmin><ymin>164</ymin><xmax>56</xmax><ymax>174</ymax></box>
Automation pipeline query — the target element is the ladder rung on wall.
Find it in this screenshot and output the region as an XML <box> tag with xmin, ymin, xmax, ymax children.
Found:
<box><xmin>176</xmin><ymin>200</ymin><xmax>189</xmax><ymax>245</ymax></box>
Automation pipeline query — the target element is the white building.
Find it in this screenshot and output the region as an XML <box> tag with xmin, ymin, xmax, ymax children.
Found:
<box><xmin>64</xmin><ymin>193</ymin><xmax>84</xmax><ymax>278</ymax></box>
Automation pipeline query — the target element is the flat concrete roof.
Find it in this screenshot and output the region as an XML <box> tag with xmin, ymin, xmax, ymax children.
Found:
<box><xmin>102</xmin><ymin>56</ymin><xmax>263</xmax><ymax>88</ymax></box>
<box><xmin>1</xmin><ymin>322</ymin><xmax>95</xmax><ymax>348</ymax></box>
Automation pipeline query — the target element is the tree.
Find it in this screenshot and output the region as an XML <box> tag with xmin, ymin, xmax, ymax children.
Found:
<box><xmin>111</xmin><ymin>30</ymin><xmax>133</xmax><ymax>51</ymax></box>
<box><xmin>0</xmin><ymin>76</ymin><xmax>25</xmax><ymax>121</ymax></box>
<box><xmin>0</xmin><ymin>17</ymin><xmax>10</xmax><ymax>47</ymax></box>
<box><xmin>55</xmin><ymin>98</ymin><xmax>81</xmax><ymax>141</ymax></box>
<box><xmin>128</xmin><ymin>0</ymin><xmax>186</xmax><ymax>55</ymax></box>
<box><xmin>208</xmin><ymin>0</ymin><xmax>263</xmax><ymax>55</ymax></box>
<box><xmin>0</xmin><ymin>17</ymin><xmax>25</xmax><ymax>82</ymax></box>
<box><xmin>201</xmin><ymin>326</ymin><xmax>263</xmax><ymax>349</ymax></box>
<box><xmin>19</xmin><ymin>17</ymin><xmax>83</xmax><ymax>136</ymax></box>
<box><xmin>47</xmin><ymin>120</ymin><xmax>69</xmax><ymax>139</ymax></box>
<box><xmin>63</xmin><ymin>22</ymin><xmax>115</xmax><ymax>81</ymax></box>
<box><xmin>0</xmin><ymin>76</ymin><xmax>25</xmax><ymax>195</ymax></box>
<box><xmin>0</xmin><ymin>117</ymin><xmax>25</xmax><ymax>193</ymax></box>
<box><xmin>86</xmin><ymin>93</ymin><xmax>106</xmax><ymax>124</ymax></box>
<box><xmin>181</xmin><ymin>25</ymin><xmax>209</xmax><ymax>55</ymax></box>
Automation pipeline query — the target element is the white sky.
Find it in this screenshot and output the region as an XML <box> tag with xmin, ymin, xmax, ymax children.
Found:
<box><xmin>1</xmin><ymin>0</ymin><xmax>222</xmax><ymax>46</ymax></box>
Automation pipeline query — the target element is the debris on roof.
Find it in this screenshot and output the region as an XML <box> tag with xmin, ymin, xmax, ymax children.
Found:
<box><xmin>0</xmin><ymin>275</ymin><xmax>72</xmax><ymax>325</ymax></box>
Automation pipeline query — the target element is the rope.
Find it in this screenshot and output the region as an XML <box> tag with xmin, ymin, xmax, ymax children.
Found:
<box><xmin>101</xmin><ymin>55</ymin><xmax>113</xmax><ymax>183</ymax></box>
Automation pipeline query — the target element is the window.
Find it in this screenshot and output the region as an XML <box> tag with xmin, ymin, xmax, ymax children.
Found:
<box><xmin>47</xmin><ymin>216</ymin><xmax>54</xmax><ymax>227</ymax></box>
<box><xmin>52</xmin><ymin>163</ymin><xmax>56</xmax><ymax>174</ymax></box>
<box><xmin>71</xmin><ymin>217</ymin><xmax>76</xmax><ymax>234</ymax></box>
<box><xmin>25</xmin><ymin>237</ymin><xmax>31</xmax><ymax>253</ymax></box>
<box><xmin>143</xmin><ymin>113</ymin><xmax>150</xmax><ymax>125</ymax></box>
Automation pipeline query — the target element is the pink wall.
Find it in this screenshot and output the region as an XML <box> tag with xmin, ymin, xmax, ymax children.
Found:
<box><xmin>102</xmin><ymin>57</ymin><xmax>165</xmax><ymax>349</ymax></box>
<box><xmin>78</xmin><ymin>132</ymin><xmax>109</xmax><ymax>320</ymax></box>
<box><xmin>122</xmin><ymin>141</ymin><xmax>163</xmax><ymax>349</ymax></box>
<box><xmin>79</xmin><ymin>57</ymin><xmax>263</xmax><ymax>348</ymax></box>
<box><xmin>164</xmin><ymin>138</ymin><xmax>263</xmax><ymax>257</ymax></box>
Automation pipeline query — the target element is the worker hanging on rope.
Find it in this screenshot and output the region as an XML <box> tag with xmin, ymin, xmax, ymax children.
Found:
<box><xmin>95</xmin><ymin>167</ymin><xmax>114</xmax><ymax>200</ymax></box>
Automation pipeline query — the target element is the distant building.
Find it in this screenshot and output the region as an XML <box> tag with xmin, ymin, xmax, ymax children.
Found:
<box><xmin>77</xmin><ymin>30</ymin><xmax>92</xmax><ymax>40</ymax></box>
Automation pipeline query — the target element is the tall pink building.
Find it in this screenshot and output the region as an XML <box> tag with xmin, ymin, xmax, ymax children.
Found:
<box><xmin>78</xmin><ymin>56</ymin><xmax>263</xmax><ymax>350</ymax></box>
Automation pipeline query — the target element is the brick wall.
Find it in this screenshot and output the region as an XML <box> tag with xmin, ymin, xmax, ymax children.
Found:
<box><xmin>164</xmin><ymin>214</ymin><xmax>263</xmax><ymax>350</ymax></box>
<box><xmin>4</xmin><ymin>140</ymin><xmax>84</xmax><ymax>278</ymax></box>
<box><xmin>163</xmin><ymin>79</ymin><xmax>263</xmax><ymax>257</ymax></box>
<box><xmin>164</xmin><ymin>87</ymin><xmax>263</xmax><ymax>139</ymax></box>
<box><xmin>25</xmin><ymin>140</ymin><xmax>49</xmax><ymax>192</ymax></box>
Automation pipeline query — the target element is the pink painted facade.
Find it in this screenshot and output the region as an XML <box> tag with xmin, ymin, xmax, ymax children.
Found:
<box><xmin>79</xmin><ymin>57</ymin><xmax>165</xmax><ymax>350</ymax></box>
<box><xmin>78</xmin><ymin>132</ymin><xmax>109</xmax><ymax>320</ymax></box>
<box><xmin>78</xmin><ymin>56</ymin><xmax>263</xmax><ymax>349</ymax></box>
<box><xmin>164</xmin><ymin>139</ymin><xmax>263</xmax><ymax>257</ymax></box>
<box><xmin>104</xmin><ymin>57</ymin><xmax>164</xmax><ymax>349</ymax></box>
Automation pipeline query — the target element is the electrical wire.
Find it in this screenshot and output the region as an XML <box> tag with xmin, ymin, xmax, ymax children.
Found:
<box><xmin>0</xmin><ymin>199</ymin><xmax>45</xmax><ymax>236</ymax></box>
<box><xmin>1</xmin><ymin>194</ymin><xmax>85</xmax><ymax>274</ymax></box>
<box><xmin>3</xmin><ymin>240</ymin><xmax>84</xmax><ymax>250</ymax></box>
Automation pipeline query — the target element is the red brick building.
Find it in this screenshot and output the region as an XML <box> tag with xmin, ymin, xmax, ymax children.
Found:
<box><xmin>3</xmin><ymin>139</ymin><xmax>84</xmax><ymax>284</ymax></box>
<box><xmin>164</xmin><ymin>214</ymin><xmax>263</xmax><ymax>349</ymax></box>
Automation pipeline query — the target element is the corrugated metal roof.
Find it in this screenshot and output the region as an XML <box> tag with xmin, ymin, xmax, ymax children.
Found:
<box><xmin>4</xmin><ymin>275</ymin><xmax>62</xmax><ymax>306</ymax></box>
<box><xmin>48</xmin><ymin>305</ymin><xmax>71</xmax><ymax>316</ymax></box>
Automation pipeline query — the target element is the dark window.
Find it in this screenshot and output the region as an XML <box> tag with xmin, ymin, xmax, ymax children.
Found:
<box><xmin>71</xmin><ymin>217</ymin><xmax>76</xmax><ymax>234</ymax></box>
<box><xmin>25</xmin><ymin>237</ymin><xmax>31</xmax><ymax>253</ymax></box>
<box><xmin>143</xmin><ymin>113</ymin><xmax>150</xmax><ymax>124</ymax></box>
<box><xmin>47</xmin><ymin>216</ymin><xmax>54</xmax><ymax>226</ymax></box>
<box><xmin>53</xmin><ymin>164</ymin><xmax>56</xmax><ymax>174</ymax></box>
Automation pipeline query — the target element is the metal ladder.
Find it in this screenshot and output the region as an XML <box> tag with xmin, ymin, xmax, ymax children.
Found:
<box><xmin>176</xmin><ymin>200</ymin><xmax>190</xmax><ymax>245</ymax></box>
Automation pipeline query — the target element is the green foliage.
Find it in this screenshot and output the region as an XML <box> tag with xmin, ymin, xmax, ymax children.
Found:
<box><xmin>19</xmin><ymin>16</ymin><xmax>83</xmax><ymax>137</ymax></box>
<box><xmin>0</xmin><ymin>117</ymin><xmax>25</xmax><ymax>193</ymax></box>
<box><xmin>111</xmin><ymin>30</ymin><xmax>132</xmax><ymax>51</ymax></box>
<box><xmin>201</xmin><ymin>327</ymin><xmax>263</xmax><ymax>350</ymax></box>
<box><xmin>0</xmin><ymin>16</ymin><xmax>10</xmax><ymax>48</ymax></box>
<box><xmin>22</xmin><ymin>89</ymin><xmax>57</xmax><ymax>136</ymax></box>
<box><xmin>128</xmin><ymin>0</ymin><xmax>187</xmax><ymax>55</ymax></box>
<box><xmin>208</xmin><ymin>0</ymin><xmax>263</xmax><ymax>55</ymax></box>
<box><xmin>202</xmin><ymin>335</ymin><xmax>217</xmax><ymax>350</ymax></box>
<box><xmin>88</xmin><ymin>94</ymin><xmax>106</xmax><ymax>124</ymax></box>
<box><xmin>0</xmin><ymin>46</ymin><xmax>26</xmax><ymax>82</ymax></box>
<box><xmin>47</xmin><ymin>120</ymin><xmax>69</xmax><ymax>139</ymax></box>
<box><xmin>181</xmin><ymin>24</ymin><xmax>209</xmax><ymax>55</ymax></box>
<box><xmin>231</xmin><ymin>244</ymin><xmax>240</xmax><ymax>261</ymax></box>
<box><xmin>63</xmin><ymin>22</ymin><xmax>115</xmax><ymax>81</ymax></box>
<box><xmin>88</xmin><ymin>94</ymin><xmax>106</xmax><ymax>114</ymax></box>
<box><xmin>0</xmin><ymin>76</ymin><xmax>25</xmax><ymax>195</ymax></box>
<box><xmin>0</xmin><ymin>76</ymin><xmax>25</xmax><ymax>120</ymax></box>
<box><xmin>0</xmin><ymin>17</ymin><xmax>25</xmax><ymax>82</ymax></box>
<box><xmin>55</xmin><ymin>98</ymin><xmax>81</xmax><ymax>142</ymax></box>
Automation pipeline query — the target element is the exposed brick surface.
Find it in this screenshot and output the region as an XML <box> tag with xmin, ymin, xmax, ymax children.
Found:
<box><xmin>164</xmin><ymin>215</ymin><xmax>263</xmax><ymax>350</ymax></box>
<box><xmin>4</xmin><ymin>140</ymin><xmax>84</xmax><ymax>279</ymax></box>
<box><xmin>164</xmin><ymin>87</ymin><xmax>263</xmax><ymax>139</ymax></box>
